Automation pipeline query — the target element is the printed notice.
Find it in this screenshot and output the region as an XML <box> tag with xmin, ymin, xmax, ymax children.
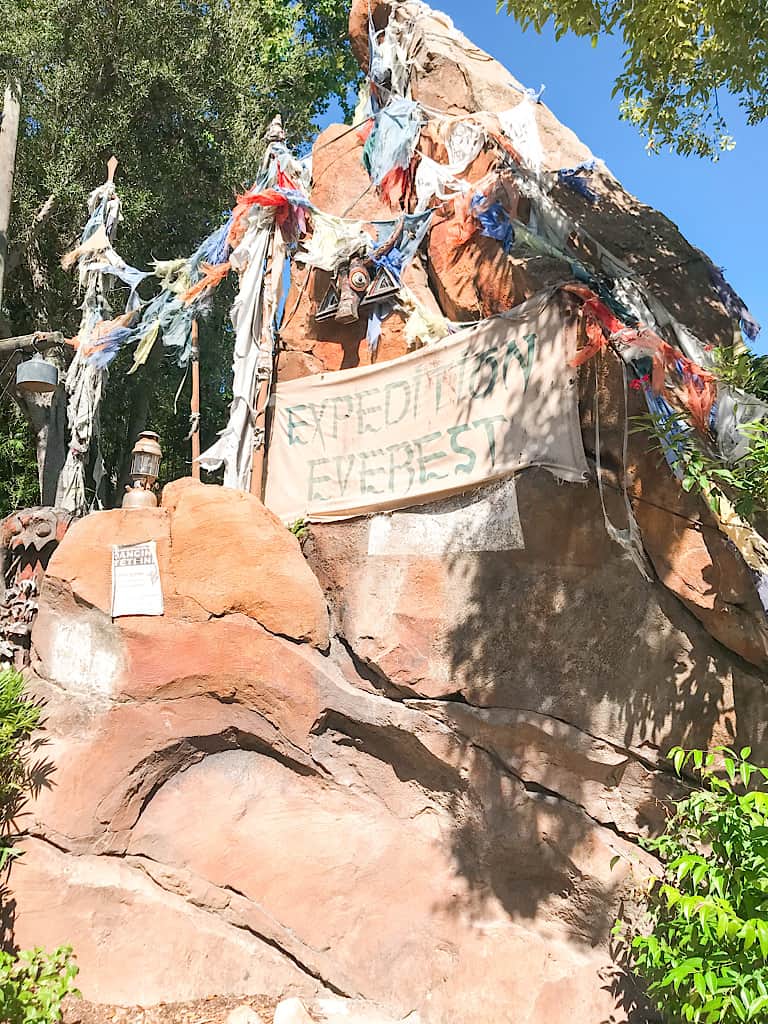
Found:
<box><xmin>111</xmin><ymin>541</ymin><xmax>164</xmax><ymax>618</ymax></box>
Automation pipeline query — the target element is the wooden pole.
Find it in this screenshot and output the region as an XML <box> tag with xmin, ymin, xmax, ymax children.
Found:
<box><xmin>190</xmin><ymin>319</ymin><xmax>201</xmax><ymax>480</ymax></box>
<box><xmin>250</xmin><ymin>373</ymin><xmax>269</xmax><ymax>498</ymax></box>
<box><xmin>250</xmin><ymin>235</ymin><xmax>282</xmax><ymax>499</ymax></box>
<box><xmin>0</xmin><ymin>331</ymin><xmax>64</xmax><ymax>355</ymax></box>
<box><xmin>249</xmin><ymin>117</ymin><xmax>286</xmax><ymax>500</ymax></box>
<box><xmin>0</xmin><ymin>82</ymin><xmax>21</xmax><ymax>313</ymax></box>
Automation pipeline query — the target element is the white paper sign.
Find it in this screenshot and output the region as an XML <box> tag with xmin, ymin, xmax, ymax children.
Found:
<box><xmin>366</xmin><ymin>478</ymin><xmax>525</xmax><ymax>555</ymax></box>
<box><xmin>111</xmin><ymin>541</ymin><xmax>164</xmax><ymax>618</ymax></box>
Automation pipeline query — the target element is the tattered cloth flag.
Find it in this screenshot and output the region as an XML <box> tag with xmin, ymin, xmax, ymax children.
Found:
<box><xmin>362</xmin><ymin>97</ymin><xmax>422</xmax><ymax>206</ymax></box>
<box><xmin>470</xmin><ymin>194</ymin><xmax>515</xmax><ymax>253</ymax></box>
<box><xmin>707</xmin><ymin>262</ymin><xmax>761</xmax><ymax>341</ymax></box>
<box><xmin>295</xmin><ymin>213</ymin><xmax>373</xmax><ymax>274</ymax></box>
<box><xmin>199</xmin><ymin>138</ymin><xmax>304</xmax><ymax>490</ymax></box>
<box><xmin>565</xmin><ymin>283</ymin><xmax>718</xmax><ymax>434</ymax></box>
<box><xmin>363</xmin><ymin>211</ymin><xmax>434</xmax><ymax>354</ymax></box>
<box><xmin>81</xmin><ymin>213</ymin><xmax>236</xmax><ymax>374</ymax></box>
<box><xmin>57</xmin><ymin>175</ymin><xmax>128</xmax><ymax>512</ymax></box>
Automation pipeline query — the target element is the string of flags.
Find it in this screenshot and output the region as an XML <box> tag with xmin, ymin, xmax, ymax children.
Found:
<box><xmin>56</xmin><ymin>0</ymin><xmax>763</xmax><ymax>536</ymax></box>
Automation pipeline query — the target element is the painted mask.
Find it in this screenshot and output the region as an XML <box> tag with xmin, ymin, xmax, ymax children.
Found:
<box><xmin>315</xmin><ymin>257</ymin><xmax>400</xmax><ymax>325</ymax></box>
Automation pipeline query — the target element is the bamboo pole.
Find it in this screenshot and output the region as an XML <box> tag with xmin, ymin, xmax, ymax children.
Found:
<box><xmin>190</xmin><ymin>319</ymin><xmax>201</xmax><ymax>480</ymax></box>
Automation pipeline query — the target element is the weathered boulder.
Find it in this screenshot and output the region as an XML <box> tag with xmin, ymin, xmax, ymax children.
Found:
<box><xmin>40</xmin><ymin>479</ymin><xmax>329</xmax><ymax>648</ymax></box>
<box><xmin>304</xmin><ymin>469</ymin><xmax>768</xmax><ymax>774</ymax></box>
<box><xmin>584</xmin><ymin>353</ymin><xmax>768</xmax><ymax>669</ymax></box>
<box><xmin>13</xmin><ymin>474</ymin><xmax>660</xmax><ymax>1023</ymax></box>
<box><xmin>161</xmin><ymin>480</ymin><xmax>329</xmax><ymax>646</ymax></box>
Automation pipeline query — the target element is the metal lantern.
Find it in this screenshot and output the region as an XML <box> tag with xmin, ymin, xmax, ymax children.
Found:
<box><xmin>16</xmin><ymin>355</ymin><xmax>58</xmax><ymax>394</ymax></box>
<box><xmin>122</xmin><ymin>431</ymin><xmax>163</xmax><ymax>509</ymax></box>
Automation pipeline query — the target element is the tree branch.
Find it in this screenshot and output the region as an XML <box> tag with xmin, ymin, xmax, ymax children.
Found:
<box><xmin>6</xmin><ymin>193</ymin><xmax>58</xmax><ymax>276</ymax></box>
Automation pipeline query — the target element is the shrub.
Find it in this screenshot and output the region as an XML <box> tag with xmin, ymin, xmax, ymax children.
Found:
<box><xmin>0</xmin><ymin>668</ymin><xmax>43</xmax><ymax>869</ymax></box>
<box><xmin>0</xmin><ymin>946</ymin><xmax>79</xmax><ymax>1024</ymax></box>
<box><xmin>0</xmin><ymin>670</ymin><xmax>79</xmax><ymax>1022</ymax></box>
<box><xmin>618</xmin><ymin>746</ymin><xmax>768</xmax><ymax>1023</ymax></box>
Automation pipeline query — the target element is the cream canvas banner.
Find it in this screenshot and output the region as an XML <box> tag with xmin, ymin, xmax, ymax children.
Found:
<box><xmin>265</xmin><ymin>289</ymin><xmax>588</xmax><ymax>522</ymax></box>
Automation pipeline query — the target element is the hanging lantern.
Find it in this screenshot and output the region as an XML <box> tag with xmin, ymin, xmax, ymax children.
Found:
<box><xmin>16</xmin><ymin>355</ymin><xmax>58</xmax><ymax>394</ymax></box>
<box><xmin>122</xmin><ymin>431</ymin><xmax>163</xmax><ymax>509</ymax></box>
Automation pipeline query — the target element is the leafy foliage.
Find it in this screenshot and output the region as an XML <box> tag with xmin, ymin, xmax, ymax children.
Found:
<box><xmin>634</xmin><ymin>341</ymin><xmax>768</xmax><ymax>524</ymax></box>
<box><xmin>633</xmin><ymin>409</ymin><xmax>768</xmax><ymax>523</ymax></box>
<box><xmin>0</xmin><ymin>668</ymin><xmax>43</xmax><ymax>869</ymax></box>
<box><xmin>0</xmin><ymin>403</ymin><xmax>39</xmax><ymax>519</ymax></box>
<box><xmin>0</xmin><ymin>672</ymin><xmax>78</xmax><ymax>1024</ymax></box>
<box><xmin>0</xmin><ymin>0</ymin><xmax>358</xmax><ymax>503</ymax></box>
<box><xmin>712</xmin><ymin>347</ymin><xmax>768</xmax><ymax>400</ymax></box>
<box><xmin>289</xmin><ymin>517</ymin><xmax>309</xmax><ymax>541</ymax></box>
<box><xmin>618</xmin><ymin>747</ymin><xmax>768</xmax><ymax>1023</ymax></box>
<box><xmin>0</xmin><ymin>675</ymin><xmax>78</xmax><ymax>1023</ymax></box>
<box><xmin>496</xmin><ymin>0</ymin><xmax>768</xmax><ymax>157</ymax></box>
<box><xmin>0</xmin><ymin>946</ymin><xmax>79</xmax><ymax>1024</ymax></box>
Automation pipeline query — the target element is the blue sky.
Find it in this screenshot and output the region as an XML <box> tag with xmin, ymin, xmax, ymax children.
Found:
<box><xmin>325</xmin><ymin>3</ymin><xmax>768</xmax><ymax>351</ymax></box>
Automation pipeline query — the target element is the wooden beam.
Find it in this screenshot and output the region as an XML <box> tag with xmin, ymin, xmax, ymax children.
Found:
<box><xmin>0</xmin><ymin>331</ymin><xmax>65</xmax><ymax>356</ymax></box>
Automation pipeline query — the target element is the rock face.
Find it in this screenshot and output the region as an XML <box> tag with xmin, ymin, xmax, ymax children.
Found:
<box><xmin>8</xmin><ymin>473</ymin><xmax>764</xmax><ymax>1023</ymax></box>
<box><xmin>9</xmin><ymin>478</ymin><xmax>658</xmax><ymax>1023</ymax></box>
<box><xmin>8</xmin><ymin>2</ymin><xmax>768</xmax><ymax>1022</ymax></box>
<box><xmin>279</xmin><ymin>0</ymin><xmax>768</xmax><ymax>675</ymax></box>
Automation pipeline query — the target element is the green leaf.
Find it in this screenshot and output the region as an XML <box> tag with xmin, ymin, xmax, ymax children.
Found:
<box><xmin>692</xmin><ymin>862</ymin><xmax>708</xmax><ymax>887</ymax></box>
<box><xmin>741</xmin><ymin>920</ymin><xmax>757</xmax><ymax>950</ymax></box>
<box><xmin>756</xmin><ymin>920</ymin><xmax>768</xmax><ymax>959</ymax></box>
<box><xmin>748</xmin><ymin>995</ymin><xmax>768</xmax><ymax>1018</ymax></box>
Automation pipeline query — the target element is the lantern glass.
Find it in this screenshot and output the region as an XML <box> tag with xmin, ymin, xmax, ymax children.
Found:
<box><xmin>129</xmin><ymin>431</ymin><xmax>162</xmax><ymax>488</ymax></box>
<box><xmin>130</xmin><ymin>450</ymin><xmax>160</xmax><ymax>480</ymax></box>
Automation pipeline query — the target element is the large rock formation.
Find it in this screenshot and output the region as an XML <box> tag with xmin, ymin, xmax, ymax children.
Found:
<box><xmin>9</xmin><ymin>471</ymin><xmax>766</xmax><ymax>1022</ymax></box>
<box><xmin>8</xmin><ymin>2</ymin><xmax>768</xmax><ymax>1022</ymax></box>
<box><xmin>12</xmin><ymin>481</ymin><xmax>654</xmax><ymax>1023</ymax></box>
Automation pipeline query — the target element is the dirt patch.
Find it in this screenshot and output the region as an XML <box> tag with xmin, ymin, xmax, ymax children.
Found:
<box><xmin>62</xmin><ymin>994</ymin><xmax>278</xmax><ymax>1024</ymax></box>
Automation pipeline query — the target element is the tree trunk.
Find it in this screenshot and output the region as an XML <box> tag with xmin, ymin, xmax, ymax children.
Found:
<box><xmin>0</xmin><ymin>86</ymin><xmax>69</xmax><ymax>507</ymax></box>
<box><xmin>0</xmin><ymin>83</ymin><xmax>21</xmax><ymax>313</ymax></box>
